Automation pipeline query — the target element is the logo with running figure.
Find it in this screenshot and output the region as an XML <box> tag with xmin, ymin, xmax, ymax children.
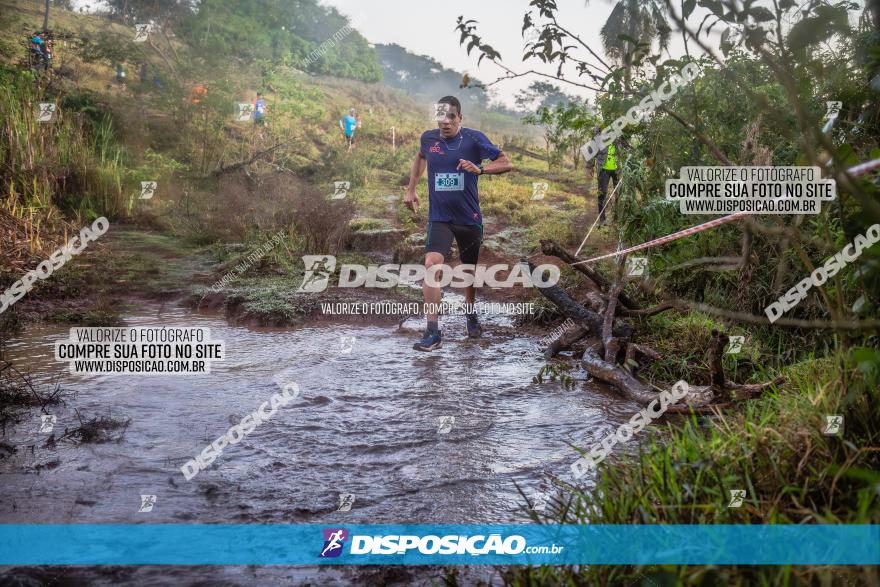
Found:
<box><xmin>39</xmin><ymin>414</ymin><xmax>57</xmax><ymax>433</ymax></box>
<box><xmin>531</xmin><ymin>182</ymin><xmax>548</xmax><ymax>201</ymax></box>
<box><xmin>331</xmin><ymin>181</ymin><xmax>350</xmax><ymax>200</ymax></box>
<box><xmin>138</xmin><ymin>494</ymin><xmax>157</xmax><ymax>512</ymax></box>
<box><xmin>824</xmin><ymin>101</ymin><xmax>842</xmax><ymax>122</ymax></box>
<box><xmin>236</xmin><ymin>103</ymin><xmax>254</xmax><ymax>122</ymax></box>
<box><xmin>297</xmin><ymin>255</ymin><xmax>336</xmax><ymax>293</ymax></box>
<box><xmin>133</xmin><ymin>23</ymin><xmax>152</xmax><ymax>42</ymax></box>
<box><xmin>727</xmin><ymin>335</ymin><xmax>745</xmax><ymax>354</ymax></box>
<box><xmin>433</xmin><ymin>102</ymin><xmax>451</xmax><ymax>122</ymax></box>
<box><xmin>37</xmin><ymin>103</ymin><xmax>56</xmax><ymax>122</ymax></box>
<box><xmin>319</xmin><ymin>528</ymin><xmax>349</xmax><ymax>558</ymax></box>
<box><xmin>627</xmin><ymin>257</ymin><xmax>648</xmax><ymax>277</ymax></box>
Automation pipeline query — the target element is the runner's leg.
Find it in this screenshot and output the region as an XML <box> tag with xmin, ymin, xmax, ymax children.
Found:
<box><xmin>450</xmin><ymin>223</ymin><xmax>482</xmax><ymax>306</ymax></box>
<box><xmin>423</xmin><ymin>222</ymin><xmax>455</xmax><ymax>325</ymax></box>
<box><xmin>609</xmin><ymin>170</ymin><xmax>620</xmax><ymax>223</ymax></box>
<box><xmin>424</xmin><ymin>253</ymin><xmax>445</xmax><ymax>321</ymax></box>
<box><xmin>450</xmin><ymin>223</ymin><xmax>483</xmax><ymax>337</ymax></box>
<box><xmin>415</xmin><ymin>222</ymin><xmax>454</xmax><ymax>350</ymax></box>
<box><xmin>597</xmin><ymin>169</ymin><xmax>610</xmax><ymax>223</ymax></box>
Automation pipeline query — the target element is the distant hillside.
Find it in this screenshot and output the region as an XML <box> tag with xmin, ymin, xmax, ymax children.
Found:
<box><xmin>374</xmin><ymin>42</ymin><xmax>531</xmax><ymax>136</ymax></box>
<box><xmin>174</xmin><ymin>0</ymin><xmax>380</xmax><ymax>81</ymax></box>
<box><xmin>376</xmin><ymin>43</ymin><xmax>489</xmax><ymax>107</ymax></box>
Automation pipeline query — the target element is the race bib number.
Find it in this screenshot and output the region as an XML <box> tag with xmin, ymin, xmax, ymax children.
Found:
<box><xmin>435</xmin><ymin>172</ymin><xmax>464</xmax><ymax>191</ymax></box>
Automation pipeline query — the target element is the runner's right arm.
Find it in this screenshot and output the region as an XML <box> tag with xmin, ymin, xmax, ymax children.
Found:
<box><xmin>404</xmin><ymin>153</ymin><xmax>426</xmax><ymax>214</ymax></box>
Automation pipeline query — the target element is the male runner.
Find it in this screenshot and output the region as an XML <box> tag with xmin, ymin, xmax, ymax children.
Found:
<box><xmin>339</xmin><ymin>108</ymin><xmax>358</xmax><ymax>149</ymax></box>
<box><xmin>404</xmin><ymin>95</ymin><xmax>512</xmax><ymax>351</ymax></box>
<box><xmin>30</xmin><ymin>33</ymin><xmax>48</xmax><ymax>70</ymax></box>
<box><xmin>254</xmin><ymin>92</ymin><xmax>266</xmax><ymax>125</ymax></box>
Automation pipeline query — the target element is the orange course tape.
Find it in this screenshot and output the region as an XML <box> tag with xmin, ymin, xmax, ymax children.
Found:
<box><xmin>572</xmin><ymin>158</ymin><xmax>880</xmax><ymax>266</ymax></box>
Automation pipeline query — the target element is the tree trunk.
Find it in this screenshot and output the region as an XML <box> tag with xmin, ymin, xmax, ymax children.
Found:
<box><xmin>545</xmin><ymin>136</ymin><xmax>551</xmax><ymax>171</ymax></box>
<box><xmin>529</xmin><ymin>261</ymin><xmax>632</xmax><ymax>340</ymax></box>
<box><xmin>581</xmin><ymin>349</ymin><xmax>660</xmax><ymax>404</ymax></box>
<box><xmin>42</xmin><ymin>0</ymin><xmax>50</xmax><ymax>30</ymax></box>
<box><xmin>708</xmin><ymin>330</ymin><xmax>729</xmax><ymax>389</ymax></box>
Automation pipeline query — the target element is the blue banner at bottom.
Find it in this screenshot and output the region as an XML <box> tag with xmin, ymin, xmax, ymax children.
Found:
<box><xmin>0</xmin><ymin>524</ymin><xmax>877</xmax><ymax>565</ymax></box>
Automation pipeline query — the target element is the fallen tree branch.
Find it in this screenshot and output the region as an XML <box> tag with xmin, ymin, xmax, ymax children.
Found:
<box><xmin>621</xmin><ymin>276</ymin><xmax>880</xmax><ymax>331</ymax></box>
<box><xmin>619</xmin><ymin>302</ymin><xmax>676</xmax><ymax>318</ymax></box>
<box><xmin>667</xmin><ymin>256</ymin><xmax>743</xmax><ymax>272</ymax></box>
<box><xmin>203</xmin><ymin>142</ymin><xmax>289</xmax><ymax>177</ymax></box>
<box><xmin>581</xmin><ymin>349</ymin><xmax>660</xmax><ymax>404</ymax></box>
<box><xmin>675</xmin><ymin>300</ymin><xmax>880</xmax><ymax>331</ymax></box>
<box><xmin>664</xmin><ymin>376</ymin><xmax>785</xmax><ymax>413</ymax></box>
<box><xmin>625</xmin><ymin>343</ymin><xmax>660</xmax><ymax>371</ymax></box>
<box><xmin>544</xmin><ymin>326</ymin><xmax>589</xmax><ymax>359</ymax></box>
<box><xmin>530</xmin><ymin>262</ymin><xmax>632</xmax><ymax>339</ymax></box>
<box><xmin>540</xmin><ymin>239</ymin><xmax>640</xmax><ymax>309</ymax></box>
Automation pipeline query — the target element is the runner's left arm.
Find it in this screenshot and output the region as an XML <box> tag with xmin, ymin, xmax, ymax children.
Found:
<box><xmin>458</xmin><ymin>131</ymin><xmax>513</xmax><ymax>175</ymax></box>
<box><xmin>481</xmin><ymin>152</ymin><xmax>512</xmax><ymax>175</ymax></box>
<box><xmin>457</xmin><ymin>153</ymin><xmax>512</xmax><ymax>176</ymax></box>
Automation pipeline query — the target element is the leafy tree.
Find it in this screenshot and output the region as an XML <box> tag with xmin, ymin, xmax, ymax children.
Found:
<box><xmin>514</xmin><ymin>80</ymin><xmax>572</xmax><ymax>111</ymax></box>
<box><xmin>520</xmin><ymin>88</ymin><xmax>595</xmax><ymax>169</ymax></box>
<box><xmin>176</xmin><ymin>0</ymin><xmax>382</xmax><ymax>83</ymax></box>
<box><xmin>597</xmin><ymin>0</ymin><xmax>671</xmax><ymax>90</ymax></box>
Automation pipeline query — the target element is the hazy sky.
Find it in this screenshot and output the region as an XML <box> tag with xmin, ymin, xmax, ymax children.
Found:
<box><xmin>323</xmin><ymin>0</ymin><xmax>627</xmax><ymax>107</ymax></box>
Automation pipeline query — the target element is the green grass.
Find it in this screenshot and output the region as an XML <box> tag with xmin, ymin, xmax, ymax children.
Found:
<box><xmin>0</xmin><ymin>67</ymin><xmax>128</xmax><ymax>243</ymax></box>
<box><xmin>496</xmin><ymin>342</ymin><xmax>879</xmax><ymax>586</ymax></box>
<box><xmin>2</xmin><ymin>0</ymin><xmax>576</xmax><ymax>267</ymax></box>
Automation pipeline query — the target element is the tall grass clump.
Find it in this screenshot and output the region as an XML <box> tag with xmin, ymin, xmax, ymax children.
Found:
<box><xmin>0</xmin><ymin>67</ymin><xmax>130</xmax><ymax>260</ymax></box>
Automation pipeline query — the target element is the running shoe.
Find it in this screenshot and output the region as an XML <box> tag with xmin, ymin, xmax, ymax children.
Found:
<box><xmin>413</xmin><ymin>329</ymin><xmax>442</xmax><ymax>351</ymax></box>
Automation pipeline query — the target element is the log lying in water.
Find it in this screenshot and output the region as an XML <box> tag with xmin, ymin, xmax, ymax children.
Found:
<box><xmin>533</xmin><ymin>242</ymin><xmax>784</xmax><ymax>409</ymax></box>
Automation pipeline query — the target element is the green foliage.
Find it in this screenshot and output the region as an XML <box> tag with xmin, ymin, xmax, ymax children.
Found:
<box><xmin>452</xmin><ymin>1</ymin><xmax>880</xmax><ymax>584</ymax></box>
<box><xmin>263</xmin><ymin>68</ymin><xmax>326</xmax><ymax>121</ymax></box>
<box><xmin>74</xmin><ymin>30</ymin><xmax>147</xmax><ymax>66</ymax></box>
<box><xmin>523</xmin><ymin>98</ymin><xmax>595</xmax><ymax>169</ymax></box>
<box><xmin>0</xmin><ymin>67</ymin><xmax>130</xmax><ymax>226</ymax></box>
<box><xmin>532</xmin><ymin>362</ymin><xmax>574</xmax><ymax>390</ymax></box>
<box><xmin>503</xmin><ymin>348</ymin><xmax>878</xmax><ymax>586</ymax></box>
<box><xmin>179</xmin><ymin>0</ymin><xmax>382</xmax><ymax>83</ymax></box>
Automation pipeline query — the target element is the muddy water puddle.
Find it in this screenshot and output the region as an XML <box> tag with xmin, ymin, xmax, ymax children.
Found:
<box><xmin>0</xmin><ymin>302</ymin><xmax>641</xmax><ymax>585</ymax></box>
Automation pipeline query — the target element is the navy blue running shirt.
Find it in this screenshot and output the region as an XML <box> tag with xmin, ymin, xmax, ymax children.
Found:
<box><xmin>419</xmin><ymin>128</ymin><xmax>502</xmax><ymax>225</ymax></box>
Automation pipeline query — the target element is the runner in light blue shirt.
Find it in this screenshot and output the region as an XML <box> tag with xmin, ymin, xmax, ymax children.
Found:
<box><xmin>254</xmin><ymin>92</ymin><xmax>266</xmax><ymax>125</ymax></box>
<box><xmin>339</xmin><ymin>108</ymin><xmax>358</xmax><ymax>150</ymax></box>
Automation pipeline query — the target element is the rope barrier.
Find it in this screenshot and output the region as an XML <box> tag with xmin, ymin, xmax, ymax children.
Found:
<box><xmin>571</xmin><ymin>157</ymin><xmax>880</xmax><ymax>266</ymax></box>
<box><xmin>574</xmin><ymin>175</ymin><xmax>624</xmax><ymax>257</ymax></box>
<box><xmin>572</xmin><ymin>212</ymin><xmax>749</xmax><ymax>266</ymax></box>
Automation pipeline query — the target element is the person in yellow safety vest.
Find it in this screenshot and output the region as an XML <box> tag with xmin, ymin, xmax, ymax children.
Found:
<box><xmin>590</xmin><ymin>126</ymin><xmax>622</xmax><ymax>225</ymax></box>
